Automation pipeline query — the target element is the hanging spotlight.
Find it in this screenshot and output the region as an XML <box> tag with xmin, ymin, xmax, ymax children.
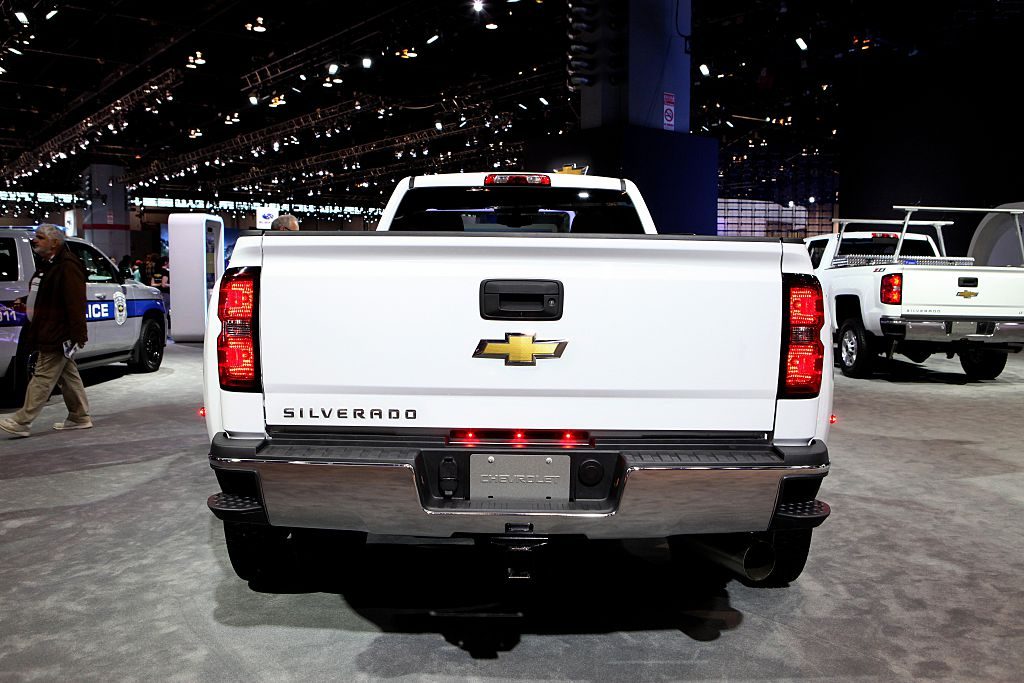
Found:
<box><xmin>15</xmin><ymin>11</ymin><xmax>29</xmax><ymax>25</ymax></box>
<box><xmin>426</xmin><ymin>34</ymin><xmax>439</xmax><ymax>44</ymax></box>
<box><xmin>795</xmin><ymin>37</ymin><xmax>808</xmax><ymax>51</ymax></box>
<box><xmin>473</xmin><ymin>0</ymin><xmax>484</xmax><ymax>12</ymax></box>
<box><xmin>328</xmin><ymin>63</ymin><xmax>339</xmax><ymax>75</ymax></box>
<box><xmin>45</xmin><ymin>9</ymin><xmax>58</xmax><ymax>19</ymax></box>
<box><xmin>362</xmin><ymin>57</ymin><xmax>372</xmax><ymax>69</ymax></box>
<box><xmin>245</xmin><ymin>17</ymin><xmax>267</xmax><ymax>32</ymax></box>
<box><xmin>248</xmin><ymin>93</ymin><xmax>258</xmax><ymax>105</ymax></box>
<box><xmin>699</xmin><ymin>64</ymin><xmax>710</xmax><ymax>76</ymax></box>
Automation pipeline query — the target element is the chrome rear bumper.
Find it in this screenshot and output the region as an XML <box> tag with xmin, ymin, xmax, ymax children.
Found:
<box><xmin>880</xmin><ymin>316</ymin><xmax>1024</xmax><ymax>344</ymax></box>
<box><xmin>208</xmin><ymin>432</ymin><xmax>829</xmax><ymax>539</ymax></box>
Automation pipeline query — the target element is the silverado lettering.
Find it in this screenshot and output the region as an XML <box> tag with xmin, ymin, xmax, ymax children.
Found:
<box><xmin>282</xmin><ymin>408</ymin><xmax>417</xmax><ymax>419</ymax></box>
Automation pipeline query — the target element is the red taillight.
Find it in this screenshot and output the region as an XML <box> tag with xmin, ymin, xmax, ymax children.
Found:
<box><xmin>880</xmin><ymin>273</ymin><xmax>902</xmax><ymax>305</ymax></box>
<box><xmin>198</xmin><ymin>406</ymin><xmax>206</xmax><ymax>418</ymax></box>
<box><xmin>484</xmin><ymin>173</ymin><xmax>551</xmax><ymax>186</ymax></box>
<box><xmin>780</xmin><ymin>274</ymin><xmax>825</xmax><ymax>398</ymax></box>
<box><xmin>830</xmin><ymin>414</ymin><xmax>838</xmax><ymax>424</ymax></box>
<box><xmin>871</xmin><ymin>232</ymin><xmax>899</xmax><ymax>239</ymax></box>
<box><xmin>217</xmin><ymin>267</ymin><xmax>261</xmax><ymax>391</ymax></box>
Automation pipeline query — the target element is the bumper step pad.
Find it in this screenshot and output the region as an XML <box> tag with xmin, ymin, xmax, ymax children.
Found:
<box><xmin>207</xmin><ymin>492</ymin><xmax>266</xmax><ymax>523</ymax></box>
<box><xmin>772</xmin><ymin>499</ymin><xmax>831</xmax><ymax>530</ymax></box>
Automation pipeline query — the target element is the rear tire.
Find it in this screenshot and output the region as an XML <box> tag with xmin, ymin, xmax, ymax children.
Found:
<box><xmin>753</xmin><ymin>529</ymin><xmax>813</xmax><ymax>588</ymax></box>
<box><xmin>223</xmin><ymin>521</ymin><xmax>291</xmax><ymax>583</ymax></box>
<box><xmin>0</xmin><ymin>350</ymin><xmax>33</xmax><ymax>408</ymax></box>
<box><xmin>959</xmin><ymin>348</ymin><xmax>1007</xmax><ymax>380</ymax></box>
<box><xmin>837</xmin><ymin>318</ymin><xmax>876</xmax><ymax>377</ymax></box>
<box><xmin>128</xmin><ymin>319</ymin><xmax>164</xmax><ymax>373</ymax></box>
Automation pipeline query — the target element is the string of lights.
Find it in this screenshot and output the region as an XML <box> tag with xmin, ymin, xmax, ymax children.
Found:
<box><xmin>217</xmin><ymin>112</ymin><xmax>512</xmax><ymax>191</ymax></box>
<box><xmin>2</xmin><ymin>68</ymin><xmax>182</xmax><ymax>184</ymax></box>
<box><xmin>121</xmin><ymin>95</ymin><xmax>385</xmax><ymax>187</ymax></box>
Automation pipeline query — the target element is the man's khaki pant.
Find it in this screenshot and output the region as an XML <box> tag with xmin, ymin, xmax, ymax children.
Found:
<box><xmin>11</xmin><ymin>350</ymin><xmax>90</xmax><ymax>427</ymax></box>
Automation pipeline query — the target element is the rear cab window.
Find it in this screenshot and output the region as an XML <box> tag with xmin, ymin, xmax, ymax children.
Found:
<box><xmin>806</xmin><ymin>239</ymin><xmax>828</xmax><ymax>268</ymax></box>
<box><xmin>389</xmin><ymin>186</ymin><xmax>645</xmax><ymax>234</ymax></box>
<box><xmin>837</xmin><ymin>236</ymin><xmax>937</xmax><ymax>257</ymax></box>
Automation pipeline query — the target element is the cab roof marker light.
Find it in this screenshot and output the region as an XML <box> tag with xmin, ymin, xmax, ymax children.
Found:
<box><xmin>484</xmin><ymin>173</ymin><xmax>551</xmax><ymax>186</ymax></box>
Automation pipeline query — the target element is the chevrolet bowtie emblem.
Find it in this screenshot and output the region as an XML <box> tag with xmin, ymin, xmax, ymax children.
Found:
<box><xmin>474</xmin><ymin>333</ymin><xmax>567</xmax><ymax>366</ymax></box>
<box><xmin>956</xmin><ymin>290</ymin><xmax>979</xmax><ymax>298</ymax></box>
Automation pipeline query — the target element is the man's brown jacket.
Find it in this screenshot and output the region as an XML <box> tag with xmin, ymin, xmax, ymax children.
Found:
<box><xmin>28</xmin><ymin>245</ymin><xmax>88</xmax><ymax>352</ymax></box>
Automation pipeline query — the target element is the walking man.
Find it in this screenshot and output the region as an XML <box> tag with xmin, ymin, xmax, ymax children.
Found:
<box><xmin>0</xmin><ymin>225</ymin><xmax>92</xmax><ymax>437</ymax></box>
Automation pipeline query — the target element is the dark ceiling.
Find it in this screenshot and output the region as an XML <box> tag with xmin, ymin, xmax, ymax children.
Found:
<box><xmin>1</xmin><ymin>0</ymin><xmax>572</xmax><ymax>207</ymax></box>
<box><xmin>3</xmin><ymin>1</ymin><xmax>1024</xmax><ymax>214</ymax></box>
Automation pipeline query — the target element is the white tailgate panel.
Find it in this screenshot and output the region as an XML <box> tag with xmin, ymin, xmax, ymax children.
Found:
<box><xmin>902</xmin><ymin>266</ymin><xmax>1024</xmax><ymax>318</ymax></box>
<box><xmin>259</xmin><ymin>236</ymin><xmax>783</xmax><ymax>432</ymax></box>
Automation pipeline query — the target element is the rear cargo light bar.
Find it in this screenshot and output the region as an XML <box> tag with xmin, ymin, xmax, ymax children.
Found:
<box><xmin>780</xmin><ymin>274</ymin><xmax>825</xmax><ymax>398</ymax></box>
<box><xmin>483</xmin><ymin>173</ymin><xmax>551</xmax><ymax>186</ymax></box>
<box><xmin>880</xmin><ymin>273</ymin><xmax>902</xmax><ymax>305</ymax></box>
<box><xmin>217</xmin><ymin>266</ymin><xmax>261</xmax><ymax>392</ymax></box>
<box><xmin>449</xmin><ymin>429</ymin><xmax>591</xmax><ymax>447</ymax></box>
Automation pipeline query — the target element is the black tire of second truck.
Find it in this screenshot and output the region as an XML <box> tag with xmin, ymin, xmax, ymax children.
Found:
<box><xmin>128</xmin><ymin>319</ymin><xmax>164</xmax><ymax>373</ymax></box>
<box><xmin>838</xmin><ymin>319</ymin><xmax>875</xmax><ymax>377</ymax></box>
<box><xmin>959</xmin><ymin>348</ymin><xmax>1008</xmax><ymax>380</ymax></box>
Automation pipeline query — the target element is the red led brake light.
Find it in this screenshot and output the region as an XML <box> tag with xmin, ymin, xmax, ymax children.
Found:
<box><xmin>871</xmin><ymin>232</ymin><xmax>899</xmax><ymax>239</ymax></box>
<box><xmin>789</xmin><ymin>286</ymin><xmax>825</xmax><ymax>327</ymax></box>
<box><xmin>780</xmin><ymin>274</ymin><xmax>825</xmax><ymax>399</ymax></box>
<box><xmin>217</xmin><ymin>267</ymin><xmax>261</xmax><ymax>392</ymax></box>
<box><xmin>449</xmin><ymin>429</ymin><xmax>590</xmax><ymax>446</ymax></box>
<box><xmin>880</xmin><ymin>273</ymin><xmax>902</xmax><ymax>305</ymax></box>
<box><xmin>484</xmin><ymin>173</ymin><xmax>551</xmax><ymax>186</ymax></box>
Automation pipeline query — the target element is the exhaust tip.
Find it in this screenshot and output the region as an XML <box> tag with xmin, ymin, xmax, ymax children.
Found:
<box><xmin>741</xmin><ymin>541</ymin><xmax>776</xmax><ymax>582</ymax></box>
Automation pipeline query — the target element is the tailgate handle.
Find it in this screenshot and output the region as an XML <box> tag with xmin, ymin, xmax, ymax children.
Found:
<box><xmin>958</xmin><ymin>277</ymin><xmax>978</xmax><ymax>287</ymax></box>
<box><xmin>480</xmin><ymin>280</ymin><xmax>563</xmax><ymax>320</ymax></box>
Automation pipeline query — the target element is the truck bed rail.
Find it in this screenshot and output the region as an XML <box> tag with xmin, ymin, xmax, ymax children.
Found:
<box><xmin>831</xmin><ymin>254</ymin><xmax>976</xmax><ymax>268</ymax></box>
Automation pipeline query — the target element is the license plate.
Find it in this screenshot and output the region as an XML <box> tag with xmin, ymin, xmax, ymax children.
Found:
<box><xmin>470</xmin><ymin>453</ymin><xmax>571</xmax><ymax>501</ymax></box>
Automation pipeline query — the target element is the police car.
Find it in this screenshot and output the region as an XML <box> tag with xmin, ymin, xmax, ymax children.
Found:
<box><xmin>1</xmin><ymin>227</ymin><xmax>167</xmax><ymax>404</ymax></box>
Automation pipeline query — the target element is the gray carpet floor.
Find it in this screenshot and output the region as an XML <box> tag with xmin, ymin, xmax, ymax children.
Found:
<box><xmin>1</xmin><ymin>343</ymin><xmax>1022</xmax><ymax>682</ymax></box>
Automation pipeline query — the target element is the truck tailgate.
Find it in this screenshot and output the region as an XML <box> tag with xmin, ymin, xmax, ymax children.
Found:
<box><xmin>259</xmin><ymin>235</ymin><xmax>785</xmax><ymax>432</ymax></box>
<box><xmin>901</xmin><ymin>266</ymin><xmax>1024</xmax><ymax>318</ymax></box>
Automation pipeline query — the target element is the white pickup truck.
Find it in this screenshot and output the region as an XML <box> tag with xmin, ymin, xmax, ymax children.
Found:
<box><xmin>203</xmin><ymin>172</ymin><xmax>833</xmax><ymax>588</ymax></box>
<box><xmin>805</xmin><ymin>210</ymin><xmax>1024</xmax><ymax>379</ymax></box>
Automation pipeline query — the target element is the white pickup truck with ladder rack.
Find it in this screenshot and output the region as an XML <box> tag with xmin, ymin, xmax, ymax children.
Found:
<box><xmin>805</xmin><ymin>206</ymin><xmax>1024</xmax><ymax>379</ymax></box>
<box><xmin>203</xmin><ymin>171</ymin><xmax>834</xmax><ymax>589</ymax></box>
